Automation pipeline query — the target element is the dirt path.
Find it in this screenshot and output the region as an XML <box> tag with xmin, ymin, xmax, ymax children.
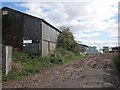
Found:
<box><xmin>2</xmin><ymin>53</ymin><xmax>120</xmax><ymax>88</ymax></box>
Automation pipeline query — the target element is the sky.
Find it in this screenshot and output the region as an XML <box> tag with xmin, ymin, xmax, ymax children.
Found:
<box><xmin>1</xmin><ymin>0</ymin><xmax>119</xmax><ymax>49</ymax></box>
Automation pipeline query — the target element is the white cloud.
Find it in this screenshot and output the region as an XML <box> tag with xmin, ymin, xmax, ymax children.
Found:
<box><xmin>16</xmin><ymin>0</ymin><xmax>118</xmax><ymax>48</ymax></box>
<box><xmin>74</xmin><ymin>32</ymin><xmax>100</xmax><ymax>40</ymax></box>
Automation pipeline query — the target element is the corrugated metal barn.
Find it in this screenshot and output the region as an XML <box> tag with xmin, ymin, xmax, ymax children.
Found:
<box><xmin>2</xmin><ymin>7</ymin><xmax>61</xmax><ymax>56</ymax></box>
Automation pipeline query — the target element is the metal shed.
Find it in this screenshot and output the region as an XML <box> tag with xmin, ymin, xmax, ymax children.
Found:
<box><xmin>2</xmin><ymin>7</ymin><xmax>61</xmax><ymax>56</ymax></box>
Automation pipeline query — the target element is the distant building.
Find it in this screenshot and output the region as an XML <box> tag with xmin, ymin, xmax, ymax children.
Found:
<box><xmin>103</xmin><ymin>47</ymin><xmax>109</xmax><ymax>53</ymax></box>
<box><xmin>78</xmin><ymin>44</ymin><xmax>88</xmax><ymax>53</ymax></box>
<box><xmin>2</xmin><ymin>7</ymin><xmax>61</xmax><ymax>56</ymax></box>
<box><xmin>111</xmin><ymin>46</ymin><xmax>120</xmax><ymax>52</ymax></box>
<box><xmin>99</xmin><ymin>48</ymin><xmax>103</xmax><ymax>53</ymax></box>
<box><xmin>85</xmin><ymin>46</ymin><xmax>98</xmax><ymax>54</ymax></box>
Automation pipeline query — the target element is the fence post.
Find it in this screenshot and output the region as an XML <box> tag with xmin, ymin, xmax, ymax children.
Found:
<box><xmin>5</xmin><ymin>46</ymin><xmax>12</xmax><ymax>75</ymax></box>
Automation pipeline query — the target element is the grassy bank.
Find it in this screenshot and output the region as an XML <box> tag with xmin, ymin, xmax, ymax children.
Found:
<box><xmin>113</xmin><ymin>54</ymin><xmax>120</xmax><ymax>73</ymax></box>
<box><xmin>3</xmin><ymin>48</ymin><xmax>85</xmax><ymax>82</ymax></box>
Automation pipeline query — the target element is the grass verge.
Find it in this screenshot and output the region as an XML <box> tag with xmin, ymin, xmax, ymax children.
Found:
<box><xmin>113</xmin><ymin>54</ymin><xmax>120</xmax><ymax>72</ymax></box>
<box><xmin>2</xmin><ymin>48</ymin><xmax>85</xmax><ymax>82</ymax></box>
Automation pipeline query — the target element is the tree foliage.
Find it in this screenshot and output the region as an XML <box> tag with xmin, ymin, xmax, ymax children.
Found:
<box><xmin>57</xmin><ymin>27</ymin><xmax>80</xmax><ymax>54</ymax></box>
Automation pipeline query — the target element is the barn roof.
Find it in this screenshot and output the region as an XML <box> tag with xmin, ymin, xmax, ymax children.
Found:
<box><xmin>2</xmin><ymin>7</ymin><xmax>61</xmax><ymax>33</ymax></box>
<box><xmin>78</xmin><ymin>44</ymin><xmax>89</xmax><ymax>47</ymax></box>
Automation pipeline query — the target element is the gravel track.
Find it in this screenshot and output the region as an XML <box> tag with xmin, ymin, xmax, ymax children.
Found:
<box><xmin>2</xmin><ymin>53</ymin><xmax>120</xmax><ymax>88</ymax></box>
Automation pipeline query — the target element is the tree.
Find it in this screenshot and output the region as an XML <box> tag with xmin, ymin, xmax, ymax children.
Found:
<box><xmin>57</xmin><ymin>27</ymin><xmax>80</xmax><ymax>54</ymax></box>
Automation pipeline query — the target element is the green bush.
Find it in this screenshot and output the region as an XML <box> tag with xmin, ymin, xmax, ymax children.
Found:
<box><xmin>50</xmin><ymin>53</ymin><xmax>64</xmax><ymax>64</ymax></box>
<box><xmin>53</xmin><ymin>47</ymin><xmax>83</xmax><ymax>63</ymax></box>
<box><xmin>3</xmin><ymin>47</ymin><xmax>84</xmax><ymax>82</ymax></box>
<box><xmin>114</xmin><ymin>55</ymin><xmax>120</xmax><ymax>72</ymax></box>
<box><xmin>13</xmin><ymin>51</ymin><xmax>30</xmax><ymax>62</ymax></box>
<box><xmin>57</xmin><ymin>27</ymin><xmax>80</xmax><ymax>54</ymax></box>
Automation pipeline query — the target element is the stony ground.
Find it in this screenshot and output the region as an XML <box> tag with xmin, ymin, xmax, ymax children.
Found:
<box><xmin>2</xmin><ymin>53</ymin><xmax>120</xmax><ymax>88</ymax></box>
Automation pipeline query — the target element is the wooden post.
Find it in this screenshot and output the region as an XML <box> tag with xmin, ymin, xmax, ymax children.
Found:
<box><xmin>5</xmin><ymin>46</ymin><xmax>12</xmax><ymax>75</ymax></box>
